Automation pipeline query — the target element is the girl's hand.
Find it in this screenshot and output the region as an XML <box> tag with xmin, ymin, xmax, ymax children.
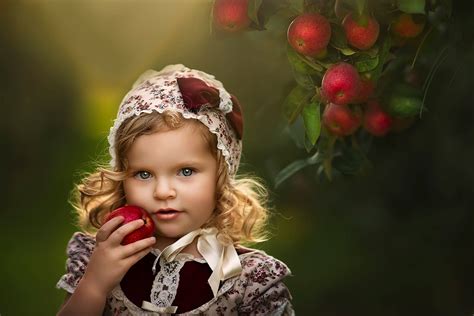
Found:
<box><xmin>82</xmin><ymin>216</ymin><xmax>156</xmax><ymax>296</ymax></box>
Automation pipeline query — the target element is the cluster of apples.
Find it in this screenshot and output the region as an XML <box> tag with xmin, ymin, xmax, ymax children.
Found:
<box><xmin>211</xmin><ymin>0</ymin><xmax>426</xmax><ymax>138</ymax></box>
<box><xmin>286</xmin><ymin>11</ymin><xmax>424</xmax><ymax>137</ymax></box>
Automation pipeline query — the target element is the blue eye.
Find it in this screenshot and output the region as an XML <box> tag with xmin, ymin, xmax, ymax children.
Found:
<box><xmin>179</xmin><ymin>168</ymin><xmax>194</xmax><ymax>177</ymax></box>
<box><xmin>135</xmin><ymin>171</ymin><xmax>152</xmax><ymax>180</ymax></box>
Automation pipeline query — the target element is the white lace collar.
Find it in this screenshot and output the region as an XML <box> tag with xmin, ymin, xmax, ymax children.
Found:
<box><xmin>150</xmin><ymin>248</ymin><xmax>207</xmax><ymax>264</ymax></box>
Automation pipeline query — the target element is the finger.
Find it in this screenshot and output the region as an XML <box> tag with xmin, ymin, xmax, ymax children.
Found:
<box><xmin>96</xmin><ymin>216</ymin><xmax>124</xmax><ymax>243</ymax></box>
<box><xmin>109</xmin><ymin>219</ymin><xmax>146</xmax><ymax>245</ymax></box>
<box><xmin>123</xmin><ymin>246</ymin><xmax>154</xmax><ymax>266</ymax></box>
<box><xmin>121</xmin><ymin>236</ymin><xmax>156</xmax><ymax>257</ymax></box>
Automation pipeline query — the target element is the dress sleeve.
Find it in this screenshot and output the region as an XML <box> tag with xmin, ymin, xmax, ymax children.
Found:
<box><xmin>238</xmin><ymin>252</ymin><xmax>295</xmax><ymax>316</ymax></box>
<box><xmin>56</xmin><ymin>232</ymin><xmax>96</xmax><ymax>294</ymax></box>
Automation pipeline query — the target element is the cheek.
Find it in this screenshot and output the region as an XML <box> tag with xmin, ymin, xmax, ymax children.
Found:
<box><xmin>197</xmin><ymin>180</ymin><xmax>217</xmax><ymax>209</ymax></box>
<box><xmin>123</xmin><ymin>180</ymin><xmax>132</xmax><ymax>196</ymax></box>
<box><xmin>123</xmin><ymin>180</ymin><xmax>144</xmax><ymax>203</ymax></box>
<box><xmin>183</xmin><ymin>179</ymin><xmax>216</xmax><ymax>205</ymax></box>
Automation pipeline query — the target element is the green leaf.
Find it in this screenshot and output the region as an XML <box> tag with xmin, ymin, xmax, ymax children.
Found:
<box><xmin>302</xmin><ymin>99</ymin><xmax>321</xmax><ymax>145</ymax></box>
<box><xmin>274</xmin><ymin>159</ymin><xmax>310</xmax><ymax>188</ymax></box>
<box><xmin>282</xmin><ymin>86</ymin><xmax>313</xmax><ymax>124</ymax></box>
<box><xmin>386</xmin><ymin>95</ymin><xmax>423</xmax><ymax>117</ymax></box>
<box><xmin>371</xmin><ymin>36</ymin><xmax>391</xmax><ymax>81</ymax></box>
<box><xmin>305</xmin><ymin>57</ymin><xmax>328</xmax><ymax>72</ymax></box>
<box><xmin>247</xmin><ymin>0</ymin><xmax>263</xmax><ymax>27</ymax></box>
<box><xmin>293</xmin><ymin>70</ymin><xmax>315</xmax><ymax>89</ymax></box>
<box><xmin>287</xmin><ymin>45</ymin><xmax>320</xmax><ymax>75</ymax></box>
<box><xmin>285</xmin><ymin>116</ymin><xmax>306</xmax><ymax>149</ymax></box>
<box><xmin>294</xmin><ymin>52</ymin><xmax>325</xmax><ymax>72</ymax></box>
<box><xmin>397</xmin><ymin>0</ymin><xmax>426</xmax><ymax>14</ymax></box>
<box><xmin>340</xmin><ymin>47</ymin><xmax>357</xmax><ymax>56</ymax></box>
<box><xmin>274</xmin><ymin>151</ymin><xmax>322</xmax><ymax>188</ymax></box>
<box><xmin>286</xmin><ymin>43</ymin><xmax>326</xmax><ymax>73</ymax></box>
<box><xmin>364</xmin><ymin>45</ymin><xmax>379</xmax><ymax>58</ymax></box>
<box><xmin>354</xmin><ymin>54</ymin><xmax>379</xmax><ymax>72</ymax></box>
<box><xmin>341</xmin><ymin>0</ymin><xmax>368</xmax><ymax>16</ymax></box>
<box><xmin>332</xmin><ymin>143</ymin><xmax>366</xmax><ymax>175</ymax></box>
<box><xmin>304</xmin><ymin>134</ymin><xmax>316</xmax><ymax>152</ymax></box>
<box><xmin>330</xmin><ymin>26</ymin><xmax>357</xmax><ymax>56</ymax></box>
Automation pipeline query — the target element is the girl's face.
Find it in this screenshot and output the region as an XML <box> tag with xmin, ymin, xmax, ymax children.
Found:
<box><xmin>122</xmin><ymin>122</ymin><xmax>217</xmax><ymax>246</ymax></box>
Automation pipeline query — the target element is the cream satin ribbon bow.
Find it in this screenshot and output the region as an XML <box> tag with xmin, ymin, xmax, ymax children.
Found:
<box><xmin>151</xmin><ymin>227</ymin><xmax>243</xmax><ymax>297</ymax></box>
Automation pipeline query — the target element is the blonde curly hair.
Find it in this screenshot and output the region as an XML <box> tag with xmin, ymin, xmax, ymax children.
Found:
<box><xmin>70</xmin><ymin>110</ymin><xmax>270</xmax><ymax>246</ymax></box>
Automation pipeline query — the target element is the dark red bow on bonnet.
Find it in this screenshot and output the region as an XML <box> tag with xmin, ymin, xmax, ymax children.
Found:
<box><xmin>177</xmin><ymin>77</ymin><xmax>243</xmax><ymax>140</ymax></box>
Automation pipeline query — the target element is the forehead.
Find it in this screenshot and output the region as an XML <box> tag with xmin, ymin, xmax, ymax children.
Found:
<box><xmin>126</xmin><ymin>122</ymin><xmax>214</xmax><ymax>168</ymax></box>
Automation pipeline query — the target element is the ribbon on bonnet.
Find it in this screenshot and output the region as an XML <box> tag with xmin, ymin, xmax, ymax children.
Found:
<box><xmin>176</xmin><ymin>76</ymin><xmax>243</xmax><ymax>140</ymax></box>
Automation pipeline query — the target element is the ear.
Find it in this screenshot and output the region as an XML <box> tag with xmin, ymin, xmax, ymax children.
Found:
<box><xmin>226</xmin><ymin>95</ymin><xmax>243</xmax><ymax>140</ymax></box>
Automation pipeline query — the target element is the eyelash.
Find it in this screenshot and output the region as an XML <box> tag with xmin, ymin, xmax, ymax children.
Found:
<box><xmin>133</xmin><ymin>168</ymin><xmax>195</xmax><ymax>179</ymax></box>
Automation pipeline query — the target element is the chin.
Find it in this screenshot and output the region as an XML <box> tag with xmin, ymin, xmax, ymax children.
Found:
<box><xmin>155</xmin><ymin>227</ymin><xmax>190</xmax><ymax>240</ymax></box>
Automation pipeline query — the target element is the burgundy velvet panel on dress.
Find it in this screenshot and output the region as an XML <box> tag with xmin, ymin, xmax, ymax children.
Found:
<box><xmin>120</xmin><ymin>253</ymin><xmax>214</xmax><ymax>313</ymax></box>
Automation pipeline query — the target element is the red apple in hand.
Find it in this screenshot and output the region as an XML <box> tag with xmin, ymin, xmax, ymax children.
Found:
<box><xmin>287</xmin><ymin>13</ymin><xmax>331</xmax><ymax>57</ymax></box>
<box><xmin>103</xmin><ymin>205</ymin><xmax>155</xmax><ymax>245</ymax></box>
<box><xmin>321</xmin><ymin>62</ymin><xmax>361</xmax><ymax>105</ymax></box>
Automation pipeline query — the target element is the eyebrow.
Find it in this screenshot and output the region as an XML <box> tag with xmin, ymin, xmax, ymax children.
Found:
<box><xmin>177</xmin><ymin>160</ymin><xmax>204</xmax><ymax>166</ymax></box>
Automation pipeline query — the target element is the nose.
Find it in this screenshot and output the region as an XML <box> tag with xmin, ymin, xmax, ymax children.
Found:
<box><xmin>153</xmin><ymin>178</ymin><xmax>176</xmax><ymax>200</ymax></box>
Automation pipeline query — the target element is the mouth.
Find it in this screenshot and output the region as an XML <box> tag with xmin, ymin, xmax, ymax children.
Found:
<box><xmin>154</xmin><ymin>208</ymin><xmax>181</xmax><ymax>220</ymax></box>
<box><xmin>156</xmin><ymin>208</ymin><xmax>180</xmax><ymax>214</ymax></box>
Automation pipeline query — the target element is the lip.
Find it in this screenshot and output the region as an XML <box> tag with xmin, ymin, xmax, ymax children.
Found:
<box><xmin>154</xmin><ymin>208</ymin><xmax>181</xmax><ymax>221</ymax></box>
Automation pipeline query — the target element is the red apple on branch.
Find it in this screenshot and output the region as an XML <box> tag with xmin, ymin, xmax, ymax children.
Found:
<box><xmin>342</xmin><ymin>13</ymin><xmax>380</xmax><ymax>50</ymax></box>
<box><xmin>323</xmin><ymin>103</ymin><xmax>362</xmax><ymax>136</ymax></box>
<box><xmin>354</xmin><ymin>76</ymin><xmax>375</xmax><ymax>103</ymax></box>
<box><xmin>391</xmin><ymin>13</ymin><xmax>425</xmax><ymax>38</ymax></box>
<box><xmin>287</xmin><ymin>13</ymin><xmax>331</xmax><ymax>57</ymax></box>
<box><xmin>213</xmin><ymin>0</ymin><xmax>251</xmax><ymax>32</ymax></box>
<box><xmin>103</xmin><ymin>205</ymin><xmax>155</xmax><ymax>245</ymax></box>
<box><xmin>321</xmin><ymin>62</ymin><xmax>361</xmax><ymax>105</ymax></box>
<box><xmin>363</xmin><ymin>100</ymin><xmax>393</xmax><ymax>136</ymax></box>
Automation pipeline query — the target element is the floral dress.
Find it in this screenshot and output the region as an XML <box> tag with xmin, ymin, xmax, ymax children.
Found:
<box><xmin>56</xmin><ymin>232</ymin><xmax>294</xmax><ymax>315</ymax></box>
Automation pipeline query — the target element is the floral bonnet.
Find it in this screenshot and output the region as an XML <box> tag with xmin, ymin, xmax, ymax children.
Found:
<box><xmin>107</xmin><ymin>64</ymin><xmax>243</xmax><ymax>176</ymax></box>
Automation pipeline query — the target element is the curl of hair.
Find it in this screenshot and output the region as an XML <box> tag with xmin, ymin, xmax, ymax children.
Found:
<box><xmin>205</xmin><ymin>151</ymin><xmax>270</xmax><ymax>246</ymax></box>
<box><xmin>69</xmin><ymin>111</ymin><xmax>270</xmax><ymax>245</ymax></box>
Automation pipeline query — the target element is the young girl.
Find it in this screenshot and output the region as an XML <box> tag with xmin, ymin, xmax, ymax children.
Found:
<box><xmin>56</xmin><ymin>64</ymin><xmax>294</xmax><ymax>315</ymax></box>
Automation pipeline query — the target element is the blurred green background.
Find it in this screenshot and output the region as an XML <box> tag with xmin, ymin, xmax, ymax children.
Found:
<box><xmin>1</xmin><ymin>0</ymin><xmax>474</xmax><ymax>315</ymax></box>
